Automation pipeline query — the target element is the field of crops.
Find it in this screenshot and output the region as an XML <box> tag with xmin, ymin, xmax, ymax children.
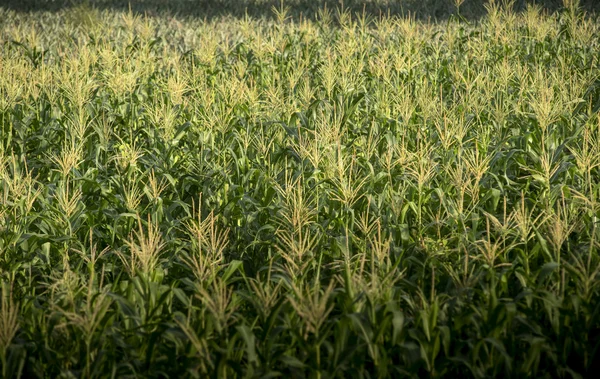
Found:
<box><xmin>1</xmin><ymin>0</ymin><xmax>600</xmax><ymax>377</ymax></box>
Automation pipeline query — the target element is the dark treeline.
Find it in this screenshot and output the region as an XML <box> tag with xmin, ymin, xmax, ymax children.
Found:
<box><xmin>2</xmin><ymin>0</ymin><xmax>600</xmax><ymax>21</ymax></box>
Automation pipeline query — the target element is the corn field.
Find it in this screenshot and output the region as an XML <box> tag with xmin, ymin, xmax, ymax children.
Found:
<box><xmin>1</xmin><ymin>0</ymin><xmax>600</xmax><ymax>377</ymax></box>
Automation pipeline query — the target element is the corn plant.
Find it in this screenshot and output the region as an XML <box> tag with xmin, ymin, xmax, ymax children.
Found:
<box><xmin>1</xmin><ymin>0</ymin><xmax>600</xmax><ymax>377</ymax></box>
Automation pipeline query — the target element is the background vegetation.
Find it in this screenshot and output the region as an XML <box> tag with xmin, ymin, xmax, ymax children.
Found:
<box><xmin>1</xmin><ymin>0</ymin><xmax>600</xmax><ymax>377</ymax></box>
<box><xmin>5</xmin><ymin>0</ymin><xmax>600</xmax><ymax>21</ymax></box>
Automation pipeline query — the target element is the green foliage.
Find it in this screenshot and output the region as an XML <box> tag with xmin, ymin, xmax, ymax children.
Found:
<box><xmin>1</xmin><ymin>1</ymin><xmax>600</xmax><ymax>377</ymax></box>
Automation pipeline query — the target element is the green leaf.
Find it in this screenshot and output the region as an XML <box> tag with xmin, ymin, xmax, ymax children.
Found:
<box><xmin>222</xmin><ymin>260</ymin><xmax>244</xmax><ymax>283</ymax></box>
<box><xmin>538</xmin><ymin>262</ymin><xmax>559</xmax><ymax>282</ymax></box>
<box><xmin>236</xmin><ymin>325</ymin><xmax>258</xmax><ymax>365</ymax></box>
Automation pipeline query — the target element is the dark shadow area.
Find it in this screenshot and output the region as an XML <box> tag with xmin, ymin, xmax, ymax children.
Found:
<box><xmin>1</xmin><ymin>0</ymin><xmax>600</xmax><ymax>21</ymax></box>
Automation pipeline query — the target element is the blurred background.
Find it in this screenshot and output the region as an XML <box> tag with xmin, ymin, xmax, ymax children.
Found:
<box><xmin>3</xmin><ymin>0</ymin><xmax>600</xmax><ymax>21</ymax></box>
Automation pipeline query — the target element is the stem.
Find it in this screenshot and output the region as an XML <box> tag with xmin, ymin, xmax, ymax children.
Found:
<box><xmin>1</xmin><ymin>349</ymin><xmax>6</xmax><ymax>378</ymax></box>
<box><xmin>417</xmin><ymin>182</ymin><xmax>423</xmax><ymax>240</ymax></box>
<box><xmin>430</xmin><ymin>265</ymin><xmax>435</xmax><ymax>302</ymax></box>
<box><xmin>316</xmin><ymin>337</ymin><xmax>321</xmax><ymax>379</ymax></box>
<box><xmin>86</xmin><ymin>340</ymin><xmax>91</xmax><ymax>379</ymax></box>
<box><xmin>315</xmin><ymin>249</ymin><xmax>323</xmax><ymax>285</ymax></box>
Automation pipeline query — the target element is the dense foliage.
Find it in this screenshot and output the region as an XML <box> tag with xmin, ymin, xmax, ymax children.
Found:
<box><xmin>1</xmin><ymin>1</ymin><xmax>600</xmax><ymax>377</ymax></box>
